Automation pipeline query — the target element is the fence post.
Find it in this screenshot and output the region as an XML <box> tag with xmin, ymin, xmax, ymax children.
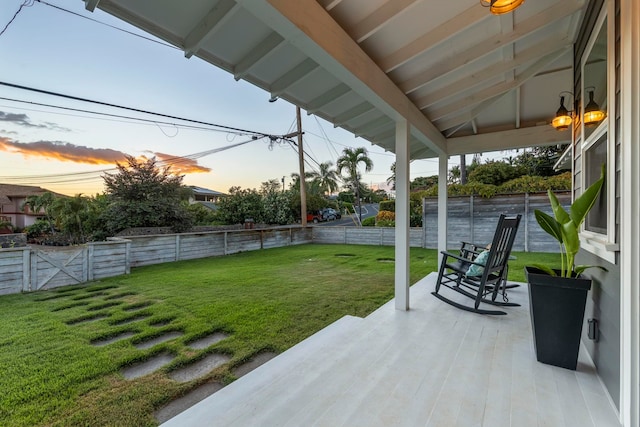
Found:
<box><xmin>224</xmin><ymin>231</ymin><xmax>228</xmax><ymax>255</ymax></box>
<box><xmin>260</xmin><ymin>230</ymin><xmax>264</xmax><ymax>249</ymax></box>
<box><xmin>125</xmin><ymin>240</ymin><xmax>131</xmax><ymax>274</ymax></box>
<box><xmin>82</xmin><ymin>245</ymin><xmax>89</xmax><ymax>282</ymax></box>
<box><xmin>470</xmin><ymin>195</ymin><xmax>474</xmax><ymax>243</ymax></box>
<box><xmin>87</xmin><ymin>243</ymin><xmax>94</xmax><ymax>281</ymax></box>
<box><xmin>22</xmin><ymin>248</ymin><xmax>30</xmax><ymax>292</ymax></box>
<box><xmin>30</xmin><ymin>250</ymin><xmax>37</xmax><ymax>292</ymax></box>
<box><xmin>524</xmin><ymin>192</ymin><xmax>530</xmax><ymax>252</ymax></box>
<box><xmin>175</xmin><ymin>235</ymin><xmax>181</xmax><ymax>261</ymax></box>
<box><xmin>422</xmin><ymin>198</ymin><xmax>427</xmax><ymax>248</ymax></box>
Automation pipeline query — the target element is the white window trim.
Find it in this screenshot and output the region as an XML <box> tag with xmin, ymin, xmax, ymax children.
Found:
<box><xmin>579</xmin><ymin>6</ymin><xmax>617</xmax><ymax>265</ymax></box>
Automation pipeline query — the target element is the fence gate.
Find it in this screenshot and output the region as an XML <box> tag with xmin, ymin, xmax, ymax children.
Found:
<box><xmin>30</xmin><ymin>247</ymin><xmax>87</xmax><ymax>291</ymax></box>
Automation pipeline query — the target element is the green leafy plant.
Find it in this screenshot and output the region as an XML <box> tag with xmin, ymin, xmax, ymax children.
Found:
<box><xmin>533</xmin><ymin>165</ymin><xmax>606</xmax><ymax>277</ymax></box>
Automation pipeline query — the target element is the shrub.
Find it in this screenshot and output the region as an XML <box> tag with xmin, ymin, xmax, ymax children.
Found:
<box><xmin>361</xmin><ymin>217</ymin><xmax>376</xmax><ymax>227</ymax></box>
<box><xmin>379</xmin><ymin>200</ymin><xmax>395</xmax><ymax>212</ymax></box>
<box><xmin>376</xmin><ymin>210</ymin><xmax>395</xmax><ymax>222</ymax></box>
<box><xmin>376</xmin><ymin>220</ymin><xmax>395</xmax><ymax>227</ymax></box>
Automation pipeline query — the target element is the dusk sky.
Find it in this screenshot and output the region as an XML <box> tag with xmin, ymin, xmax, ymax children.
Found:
<box><xmin>0</xmin><ymin>0</ymin><xmax>445</xmax><ymax>196</ymax></box>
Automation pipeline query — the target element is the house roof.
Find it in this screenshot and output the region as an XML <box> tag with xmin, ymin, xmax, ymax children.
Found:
<box><xmin>88</xmin><ymin>0</ymin><xmax>585</xmax><ymax>159</ymax></box>
<box><xmin>189</xmin><ymin>186</ymin><xmax>227</xmax><ymax>197</ymax></box>
<box><xmin>0</xmin><ymin>184</ymin><xmax>62</xmax><ymax>208</ymax></box>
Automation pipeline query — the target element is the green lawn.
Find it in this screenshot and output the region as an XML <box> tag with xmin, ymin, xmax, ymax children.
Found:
<box><xmin>0</xmin><ymin>244</ymin><xmax>556</xmax><ymax>426</ymax></box>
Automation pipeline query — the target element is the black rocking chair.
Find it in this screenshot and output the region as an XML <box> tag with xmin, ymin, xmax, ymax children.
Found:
<box><xmin>431</xmin><ymin>214</ymin><xmax>522</xmax><ymax>315</ymax></box>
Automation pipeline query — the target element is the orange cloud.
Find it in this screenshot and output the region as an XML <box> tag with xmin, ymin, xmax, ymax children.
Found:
<box><xmin>153</xmin><ymin>152</ymin><xmax>212</xmax><ymax>174</ymax></box>
<box><xmin>0</xmin><ymin>138</ymin><xmax>210</xmax><ymax>174</ymax></box>
<box><xmin>0</xmin><ymin>137</ymin><xmax>125</xmax><ymax>165</ymax></box>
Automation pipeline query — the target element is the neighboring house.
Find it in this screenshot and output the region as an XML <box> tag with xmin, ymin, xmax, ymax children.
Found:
<box><xmin>0</xmin><ymin>184</ymin><xmax>58</xmax><ymax>229</ymax></box>
<box><xmin>188</xmin><ymin>186</ymin><xmax>227</xmax><ymax>211</ymax></box>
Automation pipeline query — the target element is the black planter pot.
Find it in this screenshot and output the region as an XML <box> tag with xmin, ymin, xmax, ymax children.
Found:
<box><xmin>524</xmin><ymin>266</ymin><xmax>592</xmax><ymax>370</ymax></box>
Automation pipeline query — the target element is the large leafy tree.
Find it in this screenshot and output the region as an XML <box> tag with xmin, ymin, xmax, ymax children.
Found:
<box><xmin>337</xmin><ymin>147</ymin><xmax>373</xmax><ymax>223</ymax></box>
<box><xmin>101</xmin><ymin>156</ymin><xmax>193</xmax><ymax>234</ymax></box>
<box><xmin>216</xmin><ymin>186</ymin><xmax>264</xmax><ymax>225</ymax></box>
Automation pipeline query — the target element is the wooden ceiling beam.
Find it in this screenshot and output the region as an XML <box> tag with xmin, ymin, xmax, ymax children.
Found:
<box><xmin>184</xmin><ymin>0</ymin><xmax>239</xmax><ymax>58</ymax></box>
<box><xmin>349</xmin><ymin>0</ymin><xmax>421</xmax><ymax>43</ymax></box>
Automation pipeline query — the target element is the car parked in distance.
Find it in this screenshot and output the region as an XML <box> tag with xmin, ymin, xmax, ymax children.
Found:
<box><xmin>321</xmin><ymin>208</ymin><xmax>341</xmax><ymax>221</ymax></box>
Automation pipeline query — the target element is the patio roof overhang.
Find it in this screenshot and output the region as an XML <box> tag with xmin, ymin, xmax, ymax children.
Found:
<box><xmin>84</xmin><ymin>0</ymin><xmax>583</xmax><ymax>159</ymax></box>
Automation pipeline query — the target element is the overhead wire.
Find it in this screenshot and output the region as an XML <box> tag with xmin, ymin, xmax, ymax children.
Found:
<box><xmin>0</xmin><ymin>81</ymin><xmax>282</xmax><ymax>140</ymax></box>
<box><xmin>34</xmin><ymin>0</ymin><xmax>179</xmax><ymax>50</ymax></box>
<box><xmin>0</xmin><ymin>0</ymin><xmax>34</xmax><ymax>37</ymax></box>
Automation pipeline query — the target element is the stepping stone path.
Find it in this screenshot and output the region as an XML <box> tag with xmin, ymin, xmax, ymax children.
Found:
<box><xmin>87</xmin><ymin>301</ymin><xmax>123</xmax><ymax>312</ymax></box>
<box><xmin>121</xmin><ymin>352</ymin><xmax>176</xmax><ymax>380</ymax></box>
<box><xmin>154</xmin><ymin>382</ymin><xmax>224</xmax><ymax>424</ymax></box>
<box><xmin>92</xmin><ymin>331</ymin><xmax>136</xmax><ymax>347</ymax></box>
<box><xmin>186</xmin><ymin>332</ymin><xmax>229</xmax><ymax>349</ymax></box>
<box><xmin>51</xmin><ymin>301</ymin><xmax>90</xmax><ymax>312</ymax></box>
<box><xmin>134</xmin><ymin>331</ymin><xmax>184</xmax><ymax>350</ymax></box>
<box><xmin>104</xmin><ymin>292</ymin><xmax>136</xmax><ymax>300</ymax></box>
<box><xmin>231</xmin><ymin>352</ymin><xmax>277</xmax><ymax>378</ymax></box>
<box><xmin>155</xmin><ymin>350</ymin><xmax>279</xmax><ymax>423</ymax></box>
<box><xmin>169</xmin><ymin>353</ymin><xmax>231</xmax><ymax>383</ymax></box>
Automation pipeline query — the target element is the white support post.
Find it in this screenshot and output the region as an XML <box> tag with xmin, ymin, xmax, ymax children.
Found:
<box><xmin>437</xmin><ymin>154</ymin><xmax>448</xmax><ymax>264</ymax></box>
<box><xmin>395</xmin><ymin>119</ymin><xmax>410</xmax><ymax>311</ymax></box>
<box><xmin>620</xmin><ymin>0</ymin><xmax>640</xmax><ymax>425</ymax></box>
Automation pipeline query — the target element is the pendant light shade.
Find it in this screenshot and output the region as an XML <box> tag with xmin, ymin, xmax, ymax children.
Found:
<box><xmin>480</xmin><ymin>0</ymin><xmax>525</xmax><ymax>15</ymax></box>
<box><xmin>583</xmin><ymin>90</ymin><xmax>606</xmax><ymax>126</ymax></box>
<box><xmin>552</xmin><ymin>96</ymin><xmax>573</xmax><ymax>131</ymax></box>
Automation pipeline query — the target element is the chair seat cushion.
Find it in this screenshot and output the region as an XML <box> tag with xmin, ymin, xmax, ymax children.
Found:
<box><xmin>466</xmin><ymin>250</ymin><xmax>490</xmax><ymax>277</ymax></box>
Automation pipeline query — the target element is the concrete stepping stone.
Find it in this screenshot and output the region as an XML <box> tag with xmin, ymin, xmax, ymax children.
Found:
<box><xmin>86</xmin><ymin>285</ymin><xmax>118</xmax><ymax>293</ymax></box>
<box><xmin>169</xmin><ymin>353</ymin><xmax>231</xmax><ymax>383</ymax></box>
<box><xmin>123</xmin><ymin>302</ymin><xmax>153</xmax><ymax>312</ymax></box>
<box><xmin>121</xmin><ymin>352</ymin><xmax>175</xmax><ymax>380</ymax></box>
<box><xmin>149</xmin><ymin>318</ymin><xmax>174</xmax><ymax>327</ymax></box>
<box><xmin>154</xmin><ymin>382</ymin><xmax>224</xmax><ymax>424</ymax></box>
<box><xmin>104</xmin><ymin>292</ymin><xmax>137</xmax><ymax>300</ymax></box>
<box><xmin>112</xmin><ymin>314</ymin><xmax>151</xmax><ymax>326</ymax></box>
<box><xmin>87</xmin><ymin>301</ymin><xmax>123</xmax><ymax>312</ymax></box>
<box><xmin>232</xmin><ymin>352</ymin><xmax>278</xmax><ymax>378</ymax></box>
<box><xmin>66</xmin><ymin>313</ymin><xmax>110</xmax><ymax>325</ymax></box>
<box><xmin>72</xmin><ymin>292</ymin><xmax>107</xmax><ymax>301</ymax></box>
<box><xmin>186</xmin><ymin>332</ymin><xmax>229</xmax><ymax>350</ymax></box>
<box><xmin>134</xmin><ymin>331</ymin><xmax>184</xmax><ymax>350</ymax></box>
<box><xmin>51</xmin><ymin>301</ymin><xmax>90</xmax><ymax>312</ymax></box>
<box><xmin>92</xmin><ymin>331</ymin><xmax>136</xmax><ymax>347</ymax></box>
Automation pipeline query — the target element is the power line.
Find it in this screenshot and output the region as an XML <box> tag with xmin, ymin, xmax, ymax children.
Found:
<box><xmin>35</xmin><ymin>0</ymin><xmax>179</xmax><ymax>50</ymax></box>
<box><xmin>0</xmin><ymin>81</ymin><xmax>286</xmax><ymax>140</ymax></box>
<box><xmin>0</xmin><ymin>0</ymin><xmax>34</xmax><ymax>37</ymax></box>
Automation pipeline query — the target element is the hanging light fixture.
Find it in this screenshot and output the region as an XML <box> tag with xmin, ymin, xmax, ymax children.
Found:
<box><xmin>552</xmin><ymin>95</ymin><xmax>573</xmax><ymax>131</ymax></box>
<box><xmin>583</xmin><ymin>89</ymin><xmax>606</xmax><ymax>126</ymax></box>
<box><xmin>480</xmin><ymin>0</ymin><xmax>525</xmax><ymax>15</ymax></box>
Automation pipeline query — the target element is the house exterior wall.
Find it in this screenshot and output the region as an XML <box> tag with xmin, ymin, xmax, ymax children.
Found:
<box><xmin>574</xmin><ymin>0</ymin><xmax>621</xmax><ymax>411</ymax></box>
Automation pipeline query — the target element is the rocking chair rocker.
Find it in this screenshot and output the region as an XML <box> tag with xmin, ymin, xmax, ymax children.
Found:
<box><xmin>431</xmin><ymin>214</ymin><xmax>522</xmax><ymax>315</ymax></box>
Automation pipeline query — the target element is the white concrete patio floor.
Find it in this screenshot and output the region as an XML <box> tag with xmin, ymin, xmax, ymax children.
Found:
<box><xmin>162</xmin><ymin>273</ymin><xmax>621</xmax><ymax>427</ymax></box>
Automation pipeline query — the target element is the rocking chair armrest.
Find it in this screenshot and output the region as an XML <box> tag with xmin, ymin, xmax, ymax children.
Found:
<box><xmin>440</xmin><ymin>250</ymin><xmax>488</xmax><ymax>267</ymax></box>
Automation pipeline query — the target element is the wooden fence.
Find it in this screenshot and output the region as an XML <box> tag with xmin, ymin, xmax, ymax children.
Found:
<box><xmin>0</xmin><ymin>193</ymin><xmax>567</xmax><ymax>296</ymax></box>
<box><xmin>421</xmin><ymin>192</ymin><xmax>571</xmax><ymax>252</ymax></box>
<box><xmin>124</xmin><ymin>227</ymin><xmax>312</xmax><ymax>267</ymax></box>
<box><xmin>0</xmin><ymin>239</ymin><xmax>130</xmax><ymax>295</ymax></box>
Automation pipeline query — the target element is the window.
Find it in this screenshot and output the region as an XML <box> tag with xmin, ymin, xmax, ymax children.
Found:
<box><xmin>578</xmin><ymin>5</ymin><xmax>616</xmax><ymax>263</ymax></box>
<box><xmin>584</xmin><ymin>132</ymin><xmax>607</xmax><ymax>234</ymax></box>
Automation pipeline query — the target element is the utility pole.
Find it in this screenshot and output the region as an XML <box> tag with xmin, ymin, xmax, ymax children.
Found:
<box><xmin>283</xmin><ymin>107</ymin><xmax>306</xmax><ymax>226</ymax></box>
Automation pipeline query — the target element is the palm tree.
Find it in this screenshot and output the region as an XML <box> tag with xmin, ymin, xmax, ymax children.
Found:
<box><xmin>336</xmin><ymin>147</ymin><xmax>373</xmax><ymax>223</ymax></box>
<box><xmin>387</xmin><ymin>161</ymin><xmax>396</xmax><ymax>190</ymax></box>
<box><xmin>22</xmin><ymin>192</ymin><xmax>56</xmax><ymax>233</ymax></box>
<box><xmin>314</xmin><ymin>161</ymin><xmax>340</xmax><ymax>195</ymax></box>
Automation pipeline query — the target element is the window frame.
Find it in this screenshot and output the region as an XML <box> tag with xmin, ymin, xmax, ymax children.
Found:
<box><xmin>578</xmin><ymin>4</ymin><xmax>617</xmax><ymax>264</ymax></box>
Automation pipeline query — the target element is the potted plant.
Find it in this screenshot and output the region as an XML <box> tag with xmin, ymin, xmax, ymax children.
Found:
<box><xmin>525</xmin><ymin>165</ymin><xmax>606</xmax><ymax>370</ymax></box>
